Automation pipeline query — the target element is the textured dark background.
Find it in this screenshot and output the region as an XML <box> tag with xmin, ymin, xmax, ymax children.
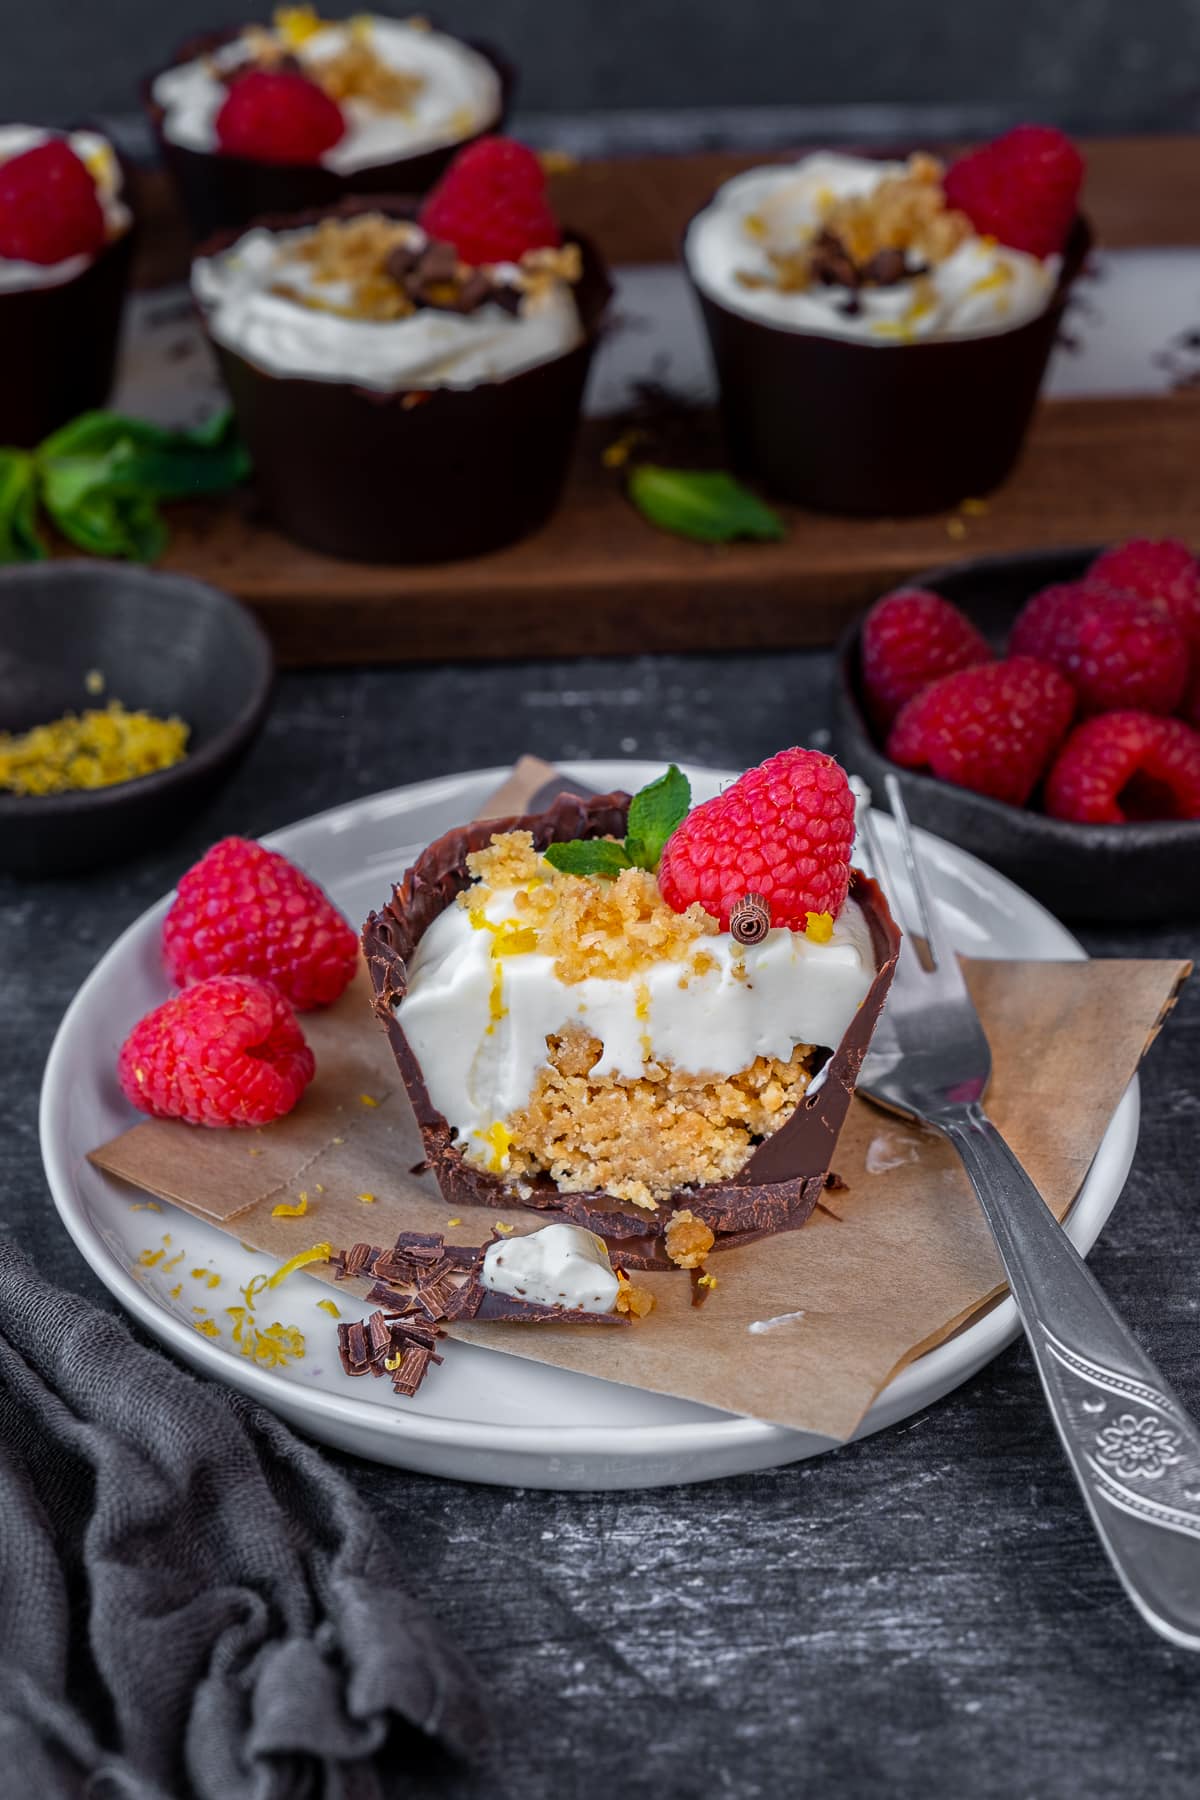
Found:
<box><xmin>8</xmin><ymin>0</ymin><xmax>1200</xmax><ymax>135</ymax></box>
<box><xmin>3</xmin><ymin>653</ymin><xmax>1199</xmax><ymax>1797</ymax></box>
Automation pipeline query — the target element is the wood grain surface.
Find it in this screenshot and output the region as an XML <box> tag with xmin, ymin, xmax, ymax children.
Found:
<box><xmin>128</xmin><ymin>136</ymin><xmax>1200</xmax><ymax>664</ymax></box>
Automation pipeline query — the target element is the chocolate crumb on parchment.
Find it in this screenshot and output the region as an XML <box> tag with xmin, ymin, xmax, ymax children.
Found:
<box><xmin>330</xmin><ymin>1231</ymin><xmax>628</xmax><ymax>1398</ymax></box>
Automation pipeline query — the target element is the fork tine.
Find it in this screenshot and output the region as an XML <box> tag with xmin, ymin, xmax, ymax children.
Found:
<box><xmin>883</xmin><ymin>774</ymin><xmax>961</xmax><ymax>975</ymax></box>
<box><xmin>857</xmin><ymin>802</ymin><xmax>903</xmax><ymax>920</ymax></box>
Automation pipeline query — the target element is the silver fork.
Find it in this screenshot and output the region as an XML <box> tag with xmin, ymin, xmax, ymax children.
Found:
<box><xmin>859</xmin><ymin>772</ymin><xmax>1200</xmax><ymax>1651</ymax></box>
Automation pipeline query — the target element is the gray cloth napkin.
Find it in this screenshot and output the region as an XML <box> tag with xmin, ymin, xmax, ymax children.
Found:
<box><xmin>0</xmin><ymin>1242</ymin><xmax>486</xmax><ymax>1799</ymax></box>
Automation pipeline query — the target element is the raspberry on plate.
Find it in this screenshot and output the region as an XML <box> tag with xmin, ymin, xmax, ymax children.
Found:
<box><xmin>215</xmin><ymin>69</ymin><xmax>346</xmax><ymax>166</ymax></box>
<box><xmin>163</xmin><ymin>837</ymin><xmax>359</xmax><ymax>1010</ymax></box>
<box><xmin>861</xmin><ymin>587</ymin><xmax>993</xmax><ymax>727</ymax></box>
<box><xmin>419</xmin><ymin>136</ymin><xmax>561</xmax><ymax>266</ymax></box>
<box><xmin>887</xmin><ymin>655</ymin><xmax>1075</xmax><ymax>806</ymax></box>
<box><xmin>1010</xmin><ymin>580</ymin><xmax>1188</xmax><ymax>716</ymax></box>
<box><xmin>118</xmin><ymin>976</ymin><xmax>315</xmax><ymax>1128</ymax></box>
<box><xmin>1045</xmin><ymin>712</ymin><xmax>1200</xmax><ymax>824</ymax></box>
<box><xmin>657</xmin><ymin>746</ymin><xmax>856</xmax><ymax>930</ymax></box>
<box><xmin>0</xmin><ymin>138</ymin><xmax>106</xmax><ymax>265</ymax></box>
<box><xmin>943</xmin><ymin>124</ymin><xmax>1084</xmax><ymax>259</ymax></box>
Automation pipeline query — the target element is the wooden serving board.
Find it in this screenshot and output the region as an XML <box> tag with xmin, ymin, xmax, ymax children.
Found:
<box><xmin>132</xmin><ymin>137</ymin><xmax>1200</xmax><ymax>665</ymax></box>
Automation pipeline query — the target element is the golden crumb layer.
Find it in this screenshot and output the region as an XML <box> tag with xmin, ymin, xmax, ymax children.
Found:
<box><xmin>462</xmin><ymin>830</ymin><xmax>718</xmax><ymax>985</ymax></box>
<box><xmin>497</xmin><ymin>1026</ymin><xmax>814</xmax><ymax>1209</ymax></box>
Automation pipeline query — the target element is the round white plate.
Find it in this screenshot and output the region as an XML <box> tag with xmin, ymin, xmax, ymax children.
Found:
<box><xmin>41</xmin><ymin>760</ymin><xmax>1138</xmax><ymax>1490</ymax></box>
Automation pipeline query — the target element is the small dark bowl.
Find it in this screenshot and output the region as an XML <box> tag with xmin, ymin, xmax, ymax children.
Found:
<box><xmin>195</xmin><ymin>196</ymin><xmax>612</xmax><ymax>564</ymax></box>
<box><xmin>832</xmin><ymin>545</ymin><xmax>1200</xmax><ymax>923</ymax></box>
<box><xmin>145</xmin><ymin>27</ymin><xmax>515</xmax><ymax>242</ymax></box>
<box><xmin>687</xmin><ymin>200</ymin><xmax>1090</xmax><ymax>516</ymax></box>
<box><xmin>0</xmin><ymin>562</ymin><xmax>273</xmax><ymax>878</ymax></box>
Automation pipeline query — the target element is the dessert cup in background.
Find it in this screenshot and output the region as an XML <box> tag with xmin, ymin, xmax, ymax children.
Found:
<box><xmin>192</xmin><ymin>161</ymin><xmax>611</xmax><ymax>563</ymax></box>
<box><xmin>685</xmin><ymin>136</ymin><xmax>1089</xmax><ymax>516</ymax></box>
<box><xmin>146</xmin><ymin>15</ymin><xmax>513</xmax><ymax>240</ymax></box>
<box><xmin>0</xmin><ymin>127</ymin><xmax>134</xmax><ymax>446</ymax></box>
<box><xmin>362</xmin><ymin>781</ymin><xmax>900</xmax><ymax>1265</ymax></box>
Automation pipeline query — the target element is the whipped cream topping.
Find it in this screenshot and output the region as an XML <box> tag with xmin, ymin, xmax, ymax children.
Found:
<box><xmin>396</xmin><ymin>877</ymin><xmax>875</xmax><ymax>1170</ymax></box>
<box><xmin>482</xmin><ymin>1224</ymin><xmax>619</xmax><ymax>1313</ymax></box>
<box><xmin>0</xmin><ymin>127</ymin><xmax>131</xmax><ymax>294</ymax></box>
<box><xmin>193</xmin><ymin>222</ymin><xmax>583</xmax><ymax>389</ymax></box>
<box><xmin>685</xmin><ymin>154</ymin><xmax>1060</xmax><ymax>344</ymax></box>
<box><xmin>152</xmin><ymin>16</ymin><xmax>502</xmax><ymax>173</ymax></box>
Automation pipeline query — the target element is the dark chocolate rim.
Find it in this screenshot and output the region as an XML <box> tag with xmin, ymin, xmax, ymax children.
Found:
<box><xmin>142</xmin><ymin>23</ymin><xmax>514</xmax><ymax>174</ymax></box>
<box><xmin>682</xmin><ymin>186</ymin><xmax>1092</xmax><ymax>351</ymax></box>
<box><xmin>191</xmin><ymin>193</ymin><xmax>613</xmax><ymax>394</ymax></box>
<box><xmin>362</xmin><ymin>790</ymin><xmax>901</xmax><ymax>1266</ymax></box>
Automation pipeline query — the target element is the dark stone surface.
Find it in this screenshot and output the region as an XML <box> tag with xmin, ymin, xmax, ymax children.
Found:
<box><xmin>13</xmin><ymin>0</ymin><xmax>1200</xmax><ymax>133</ymax></box>
<box><xmin>2</xmin><ymin>649</ymin><xmax>1198</xmax><ymax>1798</ymax></box>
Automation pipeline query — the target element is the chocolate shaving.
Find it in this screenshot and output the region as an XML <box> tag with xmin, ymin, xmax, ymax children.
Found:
<box><xmin>824</xmin><ymin>1171</ymin><xmax>849</xmax><ymax>1192</ymax></box>
<box><xmin>861</xmin><ymin>247</ymin><xmax>921</xmax><ymax>286</ymax></box>
<box><xmin>730</xmin><ymin>890</ymin><xmax>770</xmax><ymax>946</ymax></box>
<box><xmin>690</xmin><ymin>1267</ymin><xmax>714</xmax><ymax>1309</ymax></box>
<box><xmin>391</xmin><ymin>1343</ymin><xmax>437</xmax><ymax>1397</ymax></box>
<box><xmin>809</xmin><ymin>229</ymin><xmax>861</xmax><ymax>289</ymax></box>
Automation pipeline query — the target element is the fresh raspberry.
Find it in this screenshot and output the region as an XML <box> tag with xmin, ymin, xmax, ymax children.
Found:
<box><xmin>1010</xmin><ymin>580</ymin><xmax>1188</xmax><ymax>716</ymax></box>
<box><xmin>215</xmin><ymin>69</ymin><xmax>346</xmax><ymax>165</ymax></box>
<box><xmin>1088</xmin><ymin>538</ymin><xmax>1200</xmax><ymax>724</ymax></box>
<box><xmin>887</xmin><ymin>656</ymin><xmax>1075</xmax><ymax>806</ymax></box>
<box><xmin>418</xmin><ymin>136</ymin><xmax>561</xmax><ymax>266</ymax></box>
<box><xmin>657</xmin><ymin>748</ymin><xmax>856</xmax><ymax>931</ymax></box>
<box><xmin>118</xmin><ymin>976</ymin><xmax>315</xmax><ymax>1128</ymax></box>
<box><xmin>943</xmin><ymin>125</ymin><xmax>1084</xmax><ymax>259</ymax></box>
<box><xmin>163</xmin><ymin>837</ymin><xmax>358</xmax><ymax>1010</ymax></box>
<box><xmin>1045</xmin><ymin>712</ymin><xmax>1200</xmax><ymax>824</ymax></box>
<box><xmin>860</xmin><ymin>587</ymin><xmax>993</xmax><ymax>728</ymax></box>
<box><xmin>0</xmin><ymin>138</ymin><xmax>106</xmax><ymax>265</ymax></box>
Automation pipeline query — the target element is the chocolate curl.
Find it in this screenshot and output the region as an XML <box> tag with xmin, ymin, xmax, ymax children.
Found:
<box><xmin>730</xmin><ymin>891</ymin><xmax>771</xmax><ymax>946</ymax></box>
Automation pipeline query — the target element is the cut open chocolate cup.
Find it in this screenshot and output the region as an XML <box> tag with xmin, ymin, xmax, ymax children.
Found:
<box><xmin>688</xmin><ymin>215</ymin><xmax>1091</xmax><ymax>517</ymax></box>
<box><xmin>362</xmin><ymin>790</ymin><xmax>901</xmax><ymax>1266</ymax></box>
<box><xmin>0</xmin><ymin>228</ymin><xmax>134</xmax><ymax>448</ymax></box>
<box><xmin>145</xmin><ymin>28</ymin><xmax>515</xmax><ymax>242</ymax></box>
<box><xmin>196</xmin><ymin>196</ymin><xmax>612</xmax><ymax>563</ymax></box>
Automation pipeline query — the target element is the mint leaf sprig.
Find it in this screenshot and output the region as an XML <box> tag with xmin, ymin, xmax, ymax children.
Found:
<box><xmin>0</xmin><ymin>408</ymin><xmax>251</xmax><ymax>565</ymax></box>
<box><xmin>543</xmin><ymin>764</ymin><xmax>692</xmax><ymax>879</ymax></box>
<box><xmin>628</xmin><ymin>465</ymin><xmax>786</xmax><ymax>545</ymax></box>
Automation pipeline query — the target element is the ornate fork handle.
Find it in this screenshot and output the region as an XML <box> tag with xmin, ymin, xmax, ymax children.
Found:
<box><xmin>932</xmin><ymin>1101</ymin><xmax>1200</xmax><ymax>1650</ymax></box>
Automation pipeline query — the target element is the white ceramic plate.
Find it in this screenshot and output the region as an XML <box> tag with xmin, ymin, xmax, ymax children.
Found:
<box><xmin>40</xmin><ymin>760</ymin><xmax>1139</xmax><ymax>1491</ymax></box>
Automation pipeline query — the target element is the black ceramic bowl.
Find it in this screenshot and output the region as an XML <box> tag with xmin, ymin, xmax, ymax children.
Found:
<box><xmin>0</xmin><ymin>562</ymin><xmax>273</xmax><ymax>878</ymax></box>
<box><xmin>145</xmin><ymin>27</ymin><xmax>514</xmax><ymax>242</ymax></box>
<box><xmin>832</xmin><ymin>545</ymin><xmax>1200</xmax><ymax>923</ymax></box>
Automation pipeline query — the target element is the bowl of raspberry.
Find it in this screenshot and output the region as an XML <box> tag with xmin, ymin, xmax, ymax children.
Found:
<box><xmin>145</xmin><ymin>14</ymin><xmax>514</xmax><ymax>241</ymax></box>
<box><xmin>833</xmin><ymin>539</ymin><xmax>1200</xmax><ymax>921</ymax></box>
<box><xmin>0</xmin><ymin>128</ymin><xmax>135</xmax><ymax>445</ymax></box>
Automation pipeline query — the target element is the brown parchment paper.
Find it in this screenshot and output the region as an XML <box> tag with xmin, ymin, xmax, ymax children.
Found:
<box><xmin>87</xmin><ymin>759</ymin><xmax>1190</xmax><ymax>1443</ymax></box>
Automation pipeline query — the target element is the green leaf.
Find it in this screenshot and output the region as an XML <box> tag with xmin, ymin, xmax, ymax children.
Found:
<box><xmin>0</xmin><ymin>450</ymin><xmax>46</xmax><ymax>562</ymax></box>
<box><xmin>624</xmin><ymin>763</ymin><xmax>691</xmax><ymax>871</ymax></box>
<box><xmin>33</xmin><ymin>408</ymin><xmax>250</xmax><ymax>563</ymax></box>
<box><xmin>543</xmin><ymin>839</ymin><xmax>633</xmax><ymax>879</ymax></box>
<box><xmin>627</xmin><ymin>465</ymin><xmax>786</xmax><ymax>544</ymax></box>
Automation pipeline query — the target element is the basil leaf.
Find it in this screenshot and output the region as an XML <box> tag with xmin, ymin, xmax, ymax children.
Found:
<box><xmin>625</xmin><ymin>763</ymin><xmax>691</xmax><ymax>871</ymax></box>
<box><xmin>0</xmin><ymin>451</ymin><xmax>45</xmax><ymax>562</ymax></box>
<box><xmin>628</xmin><ymin>465</ymin><xmax>786</xmax><ymax>544</ymax></box>
<box><xmin>543</xmin><ymin>839</ymin><xmax>633</xmax><ymax>879</ymax></box>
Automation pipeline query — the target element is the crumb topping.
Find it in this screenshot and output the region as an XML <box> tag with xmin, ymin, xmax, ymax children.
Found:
<box><xmin>493</xmin><ymin>1025</ymin><xmax>815</xmax><ymax>1207</ymax></box>
<box><xmin>738</xmin><ymin>153</ymin><xmax>973</xmax><ymax>299</ymax></box>
<box><xmin>241</xmin><ymin>9</ymin><xmax>428</xmax><ymax>114</ymax></box>
<box><xmin>462</xmin><ymin>830</ymin><xmax>717</xmax><ymax>985</ymax></box>
<box><xmin>268</xmin><ymin>218</ymin><xmax>580</xmax><ymax>324</ymax></box>
<box><xmin>664</xmin><ymin>1208</ymin><xmax>716</xmax><ymax>1268</ymax></box>
<box><xmin>615</xmin><ymin>1273</ymin><xmax>656</xmax><ymax>1317</ymax></box>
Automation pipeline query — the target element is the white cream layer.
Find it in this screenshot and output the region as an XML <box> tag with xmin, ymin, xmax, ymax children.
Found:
<box><xmin>396</xmin><ymin>880</ymin><xmax>875</xmax><ymax>1164</ymax></box>
<box><xmin>0</xmin><ymin>127</ymin><xmax>131</xmax><ymax>294</ymax></box>
<box><xmin>482</xmin><ymin>1224</ymin><xmax>619</xmax><ymax>1312</ymax></box>
<box><xmin>685</xmin><ymin>154</ymin><xmax>1059</xmax><ymax>343</ymax></box>
<box><xmin>192</xmin><ymin>222</ymin><xmax>582</xmax><ymax>389</ymax></box>
<box><xmin>152</xmin><ymin>16</ymin><xmax>502</xmax><ymax>173</ymax></box>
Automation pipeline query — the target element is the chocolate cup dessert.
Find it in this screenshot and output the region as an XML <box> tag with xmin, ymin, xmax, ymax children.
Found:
<box><xmin>145</xmin><ymin>28</ymin><xmax>514</xmax><ymax>242</ymax></box>
<box><xmin>0</xmin><ymin>228</ymin><xmax>134</xmax><ymax>448</ymax></box>
<box><xmin>689</xmin><ymin>216</ymin><xmax>1091</xmax><ymax>518</ymax></box>
<box><xmin>363</xmin><ymin>790</ymin><xmax>901</xmax><ymax>1268</ymax></box>
<box><xmin>197</xmin><ymin>196</ymin><xmax>612</xmax><ymax>564</ymax></box>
